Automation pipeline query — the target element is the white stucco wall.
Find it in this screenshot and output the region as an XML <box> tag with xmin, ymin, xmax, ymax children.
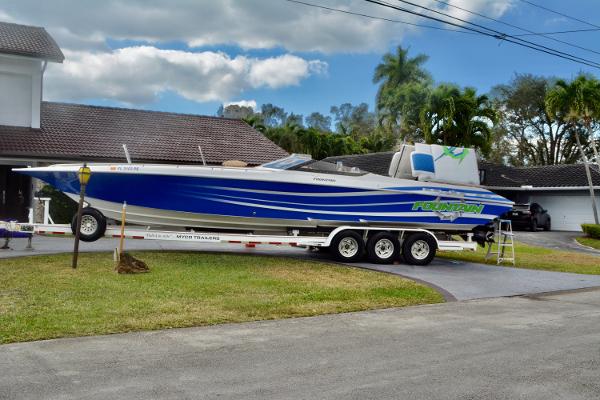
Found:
<box><xmin>0</xmin><ymin>54</ymin><xmax>43</xmax><ymax>128</ymax></box>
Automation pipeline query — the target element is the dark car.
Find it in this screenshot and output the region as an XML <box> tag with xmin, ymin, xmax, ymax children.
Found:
<box><xmin>501</xmin><ymin>203</ymin><xmax>551</xmax><ymax>231</ymax></box>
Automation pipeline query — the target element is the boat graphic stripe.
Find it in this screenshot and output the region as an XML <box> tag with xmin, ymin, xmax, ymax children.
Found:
<box><xmin>192</xmin><ymin>185</ymin><xmax>511</xmax><ymax>205</ymax></box>
<box><xmin>197</xmin><ymin>196</ymin><xmax>501</xmax><ymax>219</ymax></box>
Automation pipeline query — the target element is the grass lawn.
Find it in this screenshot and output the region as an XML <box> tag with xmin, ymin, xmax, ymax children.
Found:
<box><xmin>438</xmin><ymin>241</ymin><xmax>600</xmax><ymax>275</ymax></box>
<box><xmin>576</xmin><ymin>236</ymin><xmax>600</xmax><ymax>250</ymax></box>
<box><xmin>0</xmin><ymin>251</ymin><xmax>443</xmax><ymax>344</ymax></box>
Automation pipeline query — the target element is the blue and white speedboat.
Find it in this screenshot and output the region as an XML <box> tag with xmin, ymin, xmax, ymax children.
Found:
<box><xmin>16</xmin><ymin>146</ymin><xmax>513</xmax><ymax>234</ymax></box>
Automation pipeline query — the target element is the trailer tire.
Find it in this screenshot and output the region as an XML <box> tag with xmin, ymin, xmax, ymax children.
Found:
<box><xmin>367</xmin><ymin>232</ymin><xmax>399</xmax><ymax>264</ymax></box>
<box><xmin>402</xmin><ymin>233</ymin><xmax>436</xmax><ymax>266</ymax></box>
<box><xmin>331</xmin><ymin>230</ymin><xmax>365</xmax><ymax>262</ymax></box>
<box><xmin>71</xmin><ymin>208</ymin><xmax>106</xmax><ymax>242</ymax></box>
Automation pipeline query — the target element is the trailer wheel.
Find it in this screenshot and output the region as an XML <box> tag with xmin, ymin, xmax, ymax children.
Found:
<box><xmin>71</xmin><ymin>208</ymin><xmax>106</xmax><ymax>242</ymax></box>
<box><xmin>331</xmin><ymin>230</ymin><xmax>365</xmax><ymax>262</ymax></box>
<box><xmin>367</xmin><ymin>232</ymin><xmax>399</xmax><ymax>264</ymax></box>
<box><xmin>402</xmin><ymin>233</ymin><xmax>436</xmax><ymax>266</ymax></box>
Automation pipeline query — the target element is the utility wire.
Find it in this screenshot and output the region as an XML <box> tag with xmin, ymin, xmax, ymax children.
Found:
<box><xmin>361</xmin><ymin>0</ymin><xmax>600</xmax><ymax>69</ymax></box>
<box><xmin>518</xmin><ymin>0</ymin><xmax>600</xmax><ymax>29</ymax></box>
<box><xmin>513</xmin><ymin>28</ymin><xmax>600</xmax><ymax>36</ymax></box>
<box><xmin>388</xmin><ymin>0</ymin><xmax>600</xmax><ymax>65</ymax></box>
<box><xmin>282</xmin><ymin>0</ymin><xmax>476</xmax><ymax>35</ymax></box>
<box><xmin>431</xmin><ymin>0</ymin><xmax>600</xmax><ymax>56</ymax></box>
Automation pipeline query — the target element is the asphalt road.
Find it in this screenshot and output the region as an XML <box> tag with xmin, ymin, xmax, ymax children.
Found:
<box><xmin>2</xmin><ymin>289</ymin><xmax>600</xmax><ymax>400</ymax></box>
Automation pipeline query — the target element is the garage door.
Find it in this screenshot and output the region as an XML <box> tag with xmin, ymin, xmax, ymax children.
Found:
<box><xmin>530</xmin><ymin>193</ymin><xmax>600</xmax><ymax>231</ymax></box>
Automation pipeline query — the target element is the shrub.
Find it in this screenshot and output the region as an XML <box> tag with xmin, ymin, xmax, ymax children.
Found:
<box><xmin>37</xmin><ymin>185</ymin><xmax>77</xmax><ymax>224</ymax></box>
<box><xmin>581</xmin><ymin>224</ymin><xmax>600</xmax><ymax>239</ymax></box>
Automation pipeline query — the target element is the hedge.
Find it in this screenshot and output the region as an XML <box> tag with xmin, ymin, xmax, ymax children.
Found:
<box><xmin>37</xmin><ymin>185</ymin><xmax>77</xmax><ymax>224</ymax></box>
<box><xmin>581</xmin><ymin>224</ymin><xmax>600</xmax><ymax>239</ymax></box>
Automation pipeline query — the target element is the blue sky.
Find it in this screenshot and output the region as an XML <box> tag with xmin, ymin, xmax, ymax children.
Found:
<box><xmin>4</xmin><ymin>0</ymin><xmax>600</xmax><ymax>119</ymax></box>
<box><xmin>121</xmin><ymin>0</ymin><xmax>600</xmax><ymax>118</ymax></box>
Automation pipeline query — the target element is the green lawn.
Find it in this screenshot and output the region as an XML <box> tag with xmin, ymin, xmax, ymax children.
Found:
<box><xmin>0</xmin><ymin>252</ymin><xmax>443</xmax><ymax>344</ymax></box>
<box><xmin>438</xmin><ymin>241</ymin><xmax>600</xmax><ymax>275</ymax></box>
<box><xmin>576</xmin><ymin>236</ymin><xmax>600</xmax><ymax>250</ymax></box>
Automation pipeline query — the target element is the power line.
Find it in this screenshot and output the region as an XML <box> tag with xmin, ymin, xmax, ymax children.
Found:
<box><xmin>431</xmin><ymin>0</ymin><xmax>600</xmax><ymax>56</ymax></box>
<box><xmin>361</xmin><ymin>0</ymin><xmax>600</xmax><ymax>69</ymax></box>
<box><xmin>282</xmin><ymin>0</ymin><xmax>476</xmax><ymax>35</ymax></box>
<box><xmin>518</xmin><ymin>0</ymin><xmax>600</xmax><ymax>30</ymax></box>
<box><xmin>513</xmin><ymin>28</ymin><xmax>600</xmax><ymax>36</ymax></box>
<box><xmin>389</xmin><ymin>0</ymin><xmax>600</xmax><ymax>65</ymax></box>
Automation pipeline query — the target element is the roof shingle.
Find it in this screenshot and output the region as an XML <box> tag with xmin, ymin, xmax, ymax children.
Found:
<box><xmin>0</xmin><ymin>102</ymin><xmax>288</xmax><ymax>165</ymax></box>
<box><xmin>481</xmin><ymin>162</ymin><xmax>600</xmax><ymax>188</ymax></box>
<box><xmin>0</xmin><ymin>21</ymin><xmax>64</xmax><ymax>62</ymax></box>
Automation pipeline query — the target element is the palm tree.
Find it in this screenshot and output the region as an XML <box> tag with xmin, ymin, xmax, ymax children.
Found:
<box><xmin>373</xmin><ymin>46</ymin><xmax>431</xmax><ymax>136</ymax></box>
<box><xmin>242</xmin><ymin>114</ymin><xmax>266</xmax><ymax>133</ymax></box>
<box><xmin>546</xmin><ymin>75</ymin><xmax>600</xmax><ymax>224</ymax></box>
<box><xmin>420</xmin><ymin>85</ymin><xmax>497</xmax><ymax>157</ymax></box>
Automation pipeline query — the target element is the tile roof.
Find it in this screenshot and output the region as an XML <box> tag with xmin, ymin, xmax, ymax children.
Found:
<box><xmin>323</xmin><ymin>152</ymin><xmax>395</xmax><ymax>176</ymax></box>
<box><xmin>0</xmin><ymin>102</ymin><xmax>288</xmax><ymax>165</ymax></box>
<box><xmin>481</xmin><ymin>162</ymin><xmax>600</xmax><ymax>188</ymax></box>
<box><xmin>0</xmin><ymin>21</ymin><xmax>64</xmax><ymax>62</ymax></box>
<box><xmin>324</xmin><ymin>151</ymin><xmax>600</xmax><ymax>188</ymax></box>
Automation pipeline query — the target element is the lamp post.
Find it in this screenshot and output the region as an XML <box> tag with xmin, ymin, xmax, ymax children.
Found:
<box><xmin>72</xmin><ymin>164</ymin><xmax>91</xmax><ymax>269</ymax></box>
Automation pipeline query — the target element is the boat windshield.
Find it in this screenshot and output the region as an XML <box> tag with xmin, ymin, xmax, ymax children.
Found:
<box><xmin>261</xmin><ymin>154</ymin><xmax>367</xmax><ymax>175</ymax></box>
<box><xmin>261</xmin><ymin>154</ymin><xmax>312</xmax><ymax>170</ymax></box>
<box><xmin>292</xmin><ymin>160</ymin><xmax>367</xmax><ymax>176</ymax></box>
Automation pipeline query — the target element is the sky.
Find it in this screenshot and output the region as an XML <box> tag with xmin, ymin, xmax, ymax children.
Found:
<box><xmin>1</xmin><ymin>0</ymin><xmax>600</xmax><ymax>120</ymax></box>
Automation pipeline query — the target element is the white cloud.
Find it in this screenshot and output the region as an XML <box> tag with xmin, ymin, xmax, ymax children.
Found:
<box><xmin>1</xmin><ymin>0</ymin><xmax>514</xmax><ymax>105</ymax></box>
<box><xmin>224</xmin><ymin>100</ymin><xmax>257</xmax><ymax>110</ymax></box>
<box><xmin>44</xmin><ymin>47</ymin><xmax>327</xmax><ymax>104</ymax></box>
<box><xmin>1</xmin><ymin>0</ymin><xmax>515</xmax><ymax>54</ymax></box>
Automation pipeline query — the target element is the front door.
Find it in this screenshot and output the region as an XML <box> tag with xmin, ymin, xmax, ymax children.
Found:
<box><xmin>0</xmin><ymin>166</ymin><xmax>31</xmax><ymax>222</ymax></box>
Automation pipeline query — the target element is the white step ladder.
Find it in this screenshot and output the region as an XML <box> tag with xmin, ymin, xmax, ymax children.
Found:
<box><xmin>485</xmin><ymin>219</ymin><xmax>515</xmax><ymax>265</ymax></box>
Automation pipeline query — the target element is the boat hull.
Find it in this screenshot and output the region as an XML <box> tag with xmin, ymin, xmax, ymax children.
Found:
<box><xmin>18</xmin><ymin>164</ymin><xmax>513</xmax><ymax>233</ymax></box>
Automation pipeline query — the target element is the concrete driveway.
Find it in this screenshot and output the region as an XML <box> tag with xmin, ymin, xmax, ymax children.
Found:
<box><xmin>3</xmin><ymin>235</ymin><xmax>600</xmax><ymax>301</ymax></box>
<box><xmin>2</xmin><ymin>289</ymin><xmax>600</xmax><ymax>400</ymax></box>
<box><xmin>514</xmin><ymin>230</ymin><xmax>600</xmax><ymax>255</ymax></box>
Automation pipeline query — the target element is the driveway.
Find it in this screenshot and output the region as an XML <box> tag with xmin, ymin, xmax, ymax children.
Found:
<box><xmin>514</xmin><ymin>230</ymin><xmax>600</xmax><ymax>255</ymax></box>
<box><xmin>3</xmin><ymin>235</ymin><xmax>600</xmax><ymax>301</ymax></box>
<box><xmin>2</xmin><ymin>289</ymin><xmax>600</xmax><ymax>400</ymax></box>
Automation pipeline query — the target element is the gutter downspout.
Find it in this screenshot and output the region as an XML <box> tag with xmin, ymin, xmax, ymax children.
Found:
<box><xmin>40</xmin><ymin>60</ymin><xmax>47</xmax><ymax>104</ymax></box>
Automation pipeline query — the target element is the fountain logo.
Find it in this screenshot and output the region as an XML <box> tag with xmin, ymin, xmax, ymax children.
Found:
<box><xmin>412</xmin><ymin>201</ymin><xmax>484</xmax><ymax>214</ymax></box>
<box><xmin>435</xmin><ymin>147</ymin><xmax>469</xmax><ymax>163</ymax></box>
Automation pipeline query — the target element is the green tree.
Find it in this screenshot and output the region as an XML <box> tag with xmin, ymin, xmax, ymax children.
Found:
<box><xmin>286</xmin><ymin>112</ymin><xmax>304</xmax><ymax>127</ymax></box>
<box><xmin>420</xmin><ymin>85</ymin><xmax>496</xmax><ymax>156</ymax></box>
<box><xmin>305</xmin><ymin>112</ymin><xmax>332</xmax><ymax>131</ymax></box>
<box><xmin>218</xmin><ymin>104</ymin><xmax>254</xmax><ymax>119</ymax></box>
<box><xmin>242</xmin><ymin>114</ymin><xmax>266</xmax><ymax>133</ymax></box>
<box><xmin>330</xmin><ymin>103</ymin><xmax>376</xmax><ymax>137</ymax></box>
<box><xmin>373</xmin><ymin>46</ymin><xmax>432</xmax><ymax>139</ymax></box>
<box><xmin>491</xmin><ymin>74</ymin><xmax>582</xmax><ymax>166</ymax></box>
<box><xmin>261</xmin><ymin>103</ymin><xmax>288</xmax><ymax>127</ymax></box>
<box><xmin>546</xmin><ymin>74</ymin><xmax>600</xmax><ymax>223</ymax></box>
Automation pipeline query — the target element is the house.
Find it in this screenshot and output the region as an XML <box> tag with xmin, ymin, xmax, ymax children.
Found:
<box><xmin>0</xmin><ymin>21</ymin><xmax>287</xmax><ymax>222</ymax></box>
<box><xmin>324</xmin><ymin>152</ymin><xmax>600</xmax><ymax>232</ymax></box>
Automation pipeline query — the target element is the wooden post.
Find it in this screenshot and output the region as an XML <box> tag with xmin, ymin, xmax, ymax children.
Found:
<box><xmin>118</xmin><ymin>202</ymin><xmax>127</xmax><ymax>258</ymax></box>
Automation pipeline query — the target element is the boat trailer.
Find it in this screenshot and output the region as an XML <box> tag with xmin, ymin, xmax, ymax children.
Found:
<box><xmin>0</xmin><ymin>218</ymin><xmax>478</xmax><ymax>265</ymax></box>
